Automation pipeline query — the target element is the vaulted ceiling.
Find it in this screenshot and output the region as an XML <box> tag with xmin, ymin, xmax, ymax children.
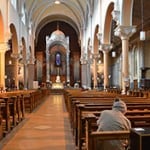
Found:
<box><xmin>24</xmin><ymin>0</ymin><xmax>150</xmax><ymax>51</ymax></box>
<box><xmin>24</xmin><ymin>0</ymin><xmax>93</xmax><ymax>36</ymax></box>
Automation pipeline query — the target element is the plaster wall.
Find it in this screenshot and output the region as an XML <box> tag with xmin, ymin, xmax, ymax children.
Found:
<box><xmin>8</xmin><ymin>3</ymin><xmax>19</xmax><ymax>40</ymax></box>
<box><xmin>0</xmin><ymin>0</ymin><xmax>8</xmax><ymax>41</ymax></box>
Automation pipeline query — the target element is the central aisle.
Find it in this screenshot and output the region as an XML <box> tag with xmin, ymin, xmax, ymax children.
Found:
<box><xmin>1</xmin><ymin>94</ymin><xmax>76</xmax><ymax>150</ymax></box>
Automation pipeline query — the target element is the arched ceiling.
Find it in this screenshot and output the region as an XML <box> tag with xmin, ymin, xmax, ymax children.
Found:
<box><xmin>24</xmin><ymin>0</ymin><xmax>150</xmax><ymax>48</ymax></box>
<box><xmin>25</xmin><ymin>0</ymin><xmax>91</xmax><ymax>36</ymax></box>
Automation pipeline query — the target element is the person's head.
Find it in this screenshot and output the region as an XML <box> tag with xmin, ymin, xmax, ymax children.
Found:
<box><xmin>112</xmin><ymin>98</ymin><xmax>127</xmax><ymax>114</ymax></box>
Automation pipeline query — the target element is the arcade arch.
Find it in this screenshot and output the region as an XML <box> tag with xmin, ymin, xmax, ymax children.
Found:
<box><xmin>9</xmin><ymin>23</ymin><xmax>19</xmax><ymax>89</ymax></box>
<box><xmin>45</xmin><ymin>29</ymin><xmax>70</xmax><ymax>86</ymax></box>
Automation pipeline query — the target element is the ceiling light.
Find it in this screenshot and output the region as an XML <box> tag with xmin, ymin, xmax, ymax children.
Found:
<box><xmin>55</xmin><ymin>0</ymin><xmax>60</xmax><ymax>4</ymax></box>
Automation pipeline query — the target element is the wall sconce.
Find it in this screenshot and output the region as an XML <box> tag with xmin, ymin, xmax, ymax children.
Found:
<box><xmin>5</xmin><ymin>75</ymin><xmax>7</xmax><ymax>79</ymax></box>
<box><xmin>98</xmin><ymin>60</ymin><xmax>102</xmax><ymax>64</ymax></box>
<box><xmin>55</xmin><ymin>0</ymin><xmax>60</xmax><ymax>4</ymax></box>
<box><xmin>112</xmin><ymin>51</ymin><xmax>116</xmax><ymax>57</ymax></box>
<box><xmin>140</xmin><ymin>31</ymin><xmax>145</xmax><ymax>41</ymax></box>
<box><xmin>8</xmin><ymin>60</ymin><xmax>12</xmax><ymax>65</ymax></box>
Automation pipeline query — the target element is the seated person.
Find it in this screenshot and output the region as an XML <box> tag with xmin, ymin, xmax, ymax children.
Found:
<box><xmin>97</xmin><ymin>98</ymin><xmax>131</xmax><ymax>150</ymax></box>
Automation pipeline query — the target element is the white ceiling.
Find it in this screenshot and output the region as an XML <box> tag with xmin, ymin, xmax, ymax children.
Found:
<box><xmin>25</xmin><ymin>0</ymin><xmax>91</xmax><ymax>35</ymax></box>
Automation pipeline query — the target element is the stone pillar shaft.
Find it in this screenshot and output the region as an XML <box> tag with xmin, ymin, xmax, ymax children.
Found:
<box><xmin>46</xmin><ymin>48</ymin><xmax>50</xmax><ymax>82</ymax></box>
<box><xmin>0</xmin><ymin>51</ymin><xmax>5</xmax><ymax>88</ymax></box>
<box><xmin>122</xmin><ymin>38</ymin><xmax>129</xmax><ymax>79</ymax></box>
<box><xmin>93</xmin><ymin>59</ymin><xmax>97</xmax><ymax>88</ymax></box>
<box><xmin>115</xmin><ymin>25</ymin><xmax>136</xmax><ymax>93</ymax></box>
<box><xmin>100</xmin><ymin>44</ymin><xmax>113</xmax><ymax>90</ymax></box>
<box><xmin>66</xmin><ymin>51</ymin><xmax>70</xmax><ymax>82</ymax></box>
<box><xmin>24</xmin><ymin>63</ymin><xmax>28</xmax><ymax>89</ymax></box>
<box><xmin>92</xmin><ymin>53</ymin><xmax>101</xmax><ymax>89</ymax></box>
<box><xmin>87</xmin><ymin>62</ymin><xmax>91</xmax><ymax>89</ymax></box>
<box><xmin>28</xmin><ymin>64</ymin><xmax>34</xmax><ymax>89</ymax></box>
<box><xmin>81</xmin><ymin>63</ymin><xmax>87</xmax><ymax>88</ymax></box>
<box><xmin>11</xmin><ymin>53</ymin><xmax>20</xmax><ymax>89</ymax></box>
<box><xmin>103</xmin><ymin>51</ymin><xmax>109</xmax><ymax>89</ymax></box>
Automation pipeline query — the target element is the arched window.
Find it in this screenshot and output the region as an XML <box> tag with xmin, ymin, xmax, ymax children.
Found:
<box><xmin>55</xmin><ymin>52</ymin><xmax>61</xmax><ymax>66</ymax></box>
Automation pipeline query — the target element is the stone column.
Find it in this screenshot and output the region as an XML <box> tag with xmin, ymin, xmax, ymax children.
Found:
<box><xmin>92</xmin><ymin>53</ymin><xmax>100</xmax><ymax>89</ymax></box>
<box><xmin>23</xmin><ymin>62</ymin><xmax>28</xmax><ymax>89</ymax></box>
<box><xmin>46</xmin><ymin>47</ymin><xmax>50</xmax><ymax>82</ymax></box>
<box><xmin>27</xmin><ymin>57</ymin><xmax>35</xmax><ymax>89</ymax></box>
<box><xmin>115</xmin><ymin>25</ymin><xmax>136</xmax><ymax>94</ymax></box>
<box><xmin>66</xmin><ymin>49</ymin><xmax>70</xmax><ymax>83</ymax></box>
<box><xmin>87</xmin><ymin>60</ymin><xmax>92</xmax><ymax>89</ymax></box>
<box><xmin>80</xmin><ymin>57</ymin><xmax>88</xmax><ymax>88</ymax></box>
<box><xmin>28</xmin><ymin>63</ymin><xmax>34</xmax><ymax>89</ymax></box>
<box><xmin>0</xmin><ymin>42</ymin><xmax>9</xmax><ymax>89</ymax></box>
<box><xmin>81</xmin><ymin>63</ymin><xmax>87</xmax><ymax>88</ymax></box>
<box><xmin>11</xmin><ymin>53</ymin><xmax>20</xmax><ymax>89</ymax></box>
<box><xmin>100</xmin><ymin>44</ymin><xmax>113</xmax><ymax>90</ymax></box>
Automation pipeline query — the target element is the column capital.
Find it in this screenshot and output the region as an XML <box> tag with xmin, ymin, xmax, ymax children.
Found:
<box><xmin>28</xmin><ymin>57</ymin><xmax>36</xmax><ymax>64</ymax></box>
<box><xmin>92</xmin><ymin>53</ymin><xmax>101</xmax><ymax>60</ymax></box>
<box><xmin>0</xmin><ymin>42</ymin><xmax>10</xmax><ymax>53</ymax></box>
<box><xmin>66</xmin><ymin>49</ymin><xmax>70</xmax><ymax>54</ymax></box>
<box><xmin>80</xmin><ymin>53</ymin><xmax>87</xmax><ymax>64</ymax></box>
<box><xmin>11</xmin><ymin>53</ymin><xmax>20</xmax><ymax>59</ymax></box>
<box><xmin>99</xmin><ymin>43</ymin><xmax>113</xmax><ymax>53</ymax></box>
<box><xmin>46</xmin><ymin>49</ymin><xmax>50</xmax><ymax>55</ymax></box>
<box><xmin>80</xmin><ymin>59</ymin><xmax>87</xmax><ymax>65</ymax></box>
<box><xmin>115</xmin><ymin>25</ymin><xmax>136</xmax><ymax>40</ymax></box>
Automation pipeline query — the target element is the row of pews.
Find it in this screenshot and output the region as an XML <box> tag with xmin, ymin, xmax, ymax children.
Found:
<box><xmin>64</xmin><ymin>88</ymin><xmax>150</xmax><ymax>150</ymax></box>
<box><xmin>0</xmin><ymin>88</ymin><xmax>49</xmax><ymax>141</ymax></box>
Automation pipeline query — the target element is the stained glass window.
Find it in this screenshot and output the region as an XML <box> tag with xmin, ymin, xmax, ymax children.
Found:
<box><xmin>55</xmin><ymin>52</ymin><xmax>61</xmax><ymax>66</ymax></box>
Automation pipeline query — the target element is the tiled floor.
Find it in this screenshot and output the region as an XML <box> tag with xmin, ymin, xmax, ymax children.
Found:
<box><xmin>0</xmin><ymin>94</ymin><xmax>76</xmax><ymax>150</ymax></box>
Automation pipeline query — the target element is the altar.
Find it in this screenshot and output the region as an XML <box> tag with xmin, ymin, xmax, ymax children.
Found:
<box><xmin>51</xmin><ymin>82</ymin><xmax>64</xmax><ymax>89</ymax></box>
<box><xmin>51</xmin><ymin>75</ymin><xmax>64</xmax><ymax>89</ymax></box>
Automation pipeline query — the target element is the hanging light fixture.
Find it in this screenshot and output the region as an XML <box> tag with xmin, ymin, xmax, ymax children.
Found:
<box><xmin>112</xmin><ymin>51</ymin><xmax>116</xmax><ymax>58</ymax></box>
<box><xmin>55</xmin><ymin>0</ymin><xmax>60</xmax><ymax>4</ymax></box>
<box><xmin>140</xmin><ymin>0</ymin><xmax>145</xmax><ymax>41</ymax></box>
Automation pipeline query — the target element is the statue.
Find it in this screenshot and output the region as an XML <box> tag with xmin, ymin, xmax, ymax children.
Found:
<box><xmin>56</xmin><ymin>67</ymin><xmax>61</xmax><ymax>83</ymax></box>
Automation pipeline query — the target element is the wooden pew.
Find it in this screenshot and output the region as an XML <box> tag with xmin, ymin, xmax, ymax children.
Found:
<box><xmin>70</xmin><ymin>96</ymin><xmax>150</xmax><ymax>131</ymax></box>
<box><xmin>0</xmin><ymin>97</ymin><xmax>12</xmax><ymax>134</ymax></box>
<box><xmin>64</xmin><ymin>89</ymin><xmax>150</xmax><ymax>149</ymax></box>
<box><xmin>87</xmin><ymin>131</ymin><xmax>130</xmax><ymax>150</ymax></box>
<box><xmin>64</xmin><ymin>89</ymin><xmax>149</xmax><ymax>124</ymax></box>
<box><xmin>0</xmin><ymin>89</ymin><xmax>47</xmax><ymax>140</ymax></box>
<box><xmin>20</xmin><ymin>90</ymin><xmax>42</xmax><ymax>113</ymax></box>
<box><xmin>0</xmin><ymin>92</ymin><xmax>25</xmax><ymax>126</ymax></box>
<box><xmin>83</xmin><ymin>112</ymin><xmax>150</xmax><ymax>150</ymax></box>
<box><xmin>74</xmin><ymin>103</ymin><xmax>150</xmax><ymax>150</ymax></box>
<box><xmin>0</xmin><ymin>90</ymin><xmax>41</xmax><ymax>137</ymax></box>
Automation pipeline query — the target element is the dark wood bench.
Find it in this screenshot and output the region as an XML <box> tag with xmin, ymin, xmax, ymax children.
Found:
<box><xmin>64</xmin><ymin>89</ymin><xmax>150</xmax><ymax>149</ymax></box>
<box><xmin>83</xmin><ymin>112</ymin><xmax>150</xmax><ymax>150</ymax></box>
<box><xmin>86</xmin><ymin>126</ymin><xmax>130</xmax><ymax>150</ymax></box>
<box><xmin>74</xmin><ymin>102</ymin><xmax>150</xmax><ymax>149</ymax></box>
